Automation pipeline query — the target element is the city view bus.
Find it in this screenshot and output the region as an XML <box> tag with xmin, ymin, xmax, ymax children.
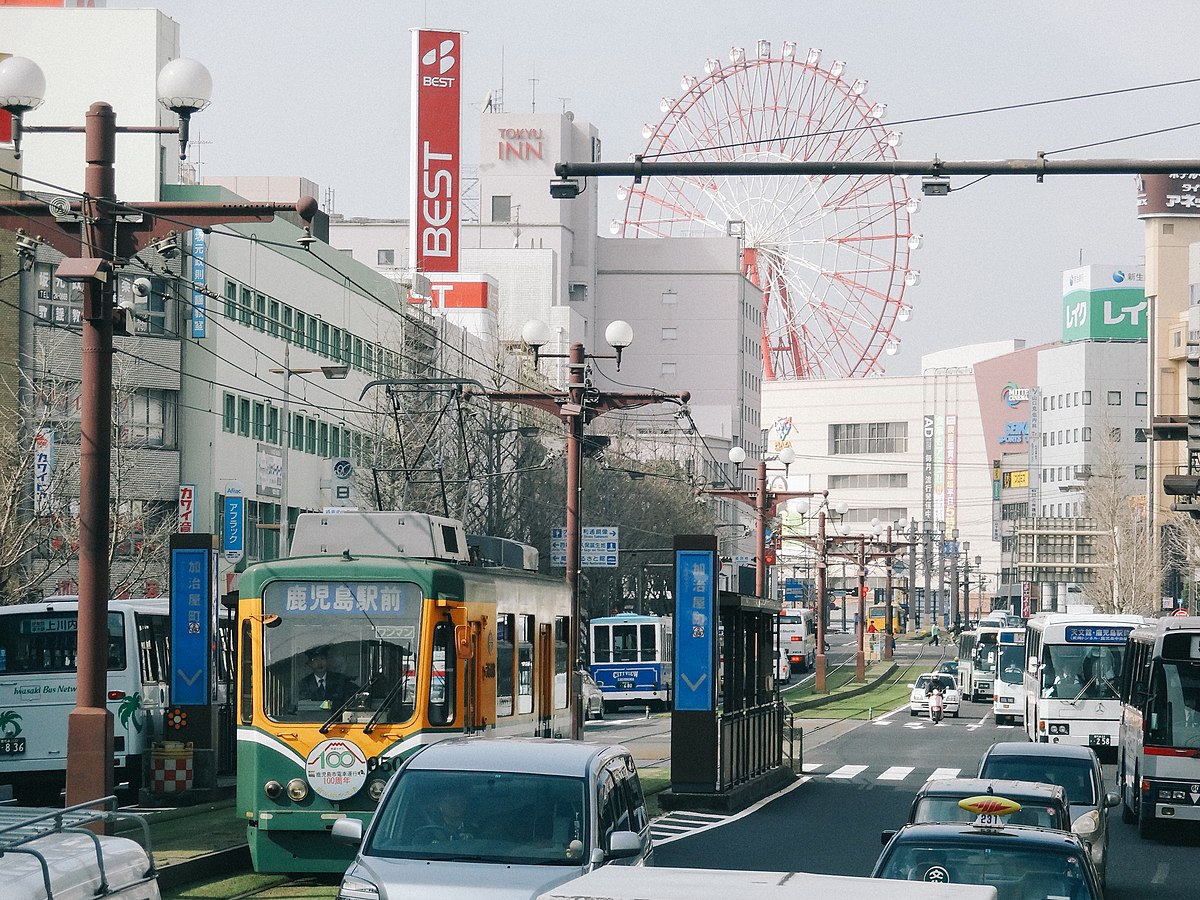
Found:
<box><xmin>0</xmin><ymin>596</ymin><xmax>170</xmax><ymax>805</ymax></box>
<box><xmin>1023</xmin><ymin>611</ymin><xmax>1145</xmax><ymax>751</ymax></box>
<box><xmin>993</xmin><ymin>626</ymin><xmax>1027</xmax><ymax>725</ymax></box>
<box><xmin>589</xmin><ymin>613</ymin><xmax>673</xmax><ymax>712</ymax></box>
<box><xmin>1117</xmin><ymin>615</ymin><xmax>1200</xmax><ymax>838</ymax></box>
<box><xmin>779</xmin><ymin>606</ymin><xmax>815</xmax><ymax>673</ymax></box>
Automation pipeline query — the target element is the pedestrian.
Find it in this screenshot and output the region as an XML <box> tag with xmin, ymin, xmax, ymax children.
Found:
<box><xmin>867</xmin><ymin>621</ymin><xmax>878</xmax><ymax>634</ymax></box>
<box><xmin>929</xmin><ymin>619</ymin><xmax>940</xmax><ymax>646</ymax></box>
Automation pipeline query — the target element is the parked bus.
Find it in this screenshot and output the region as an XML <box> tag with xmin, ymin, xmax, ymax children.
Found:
<box><xmin>992</xmin><ymin>626</ymin><xmax>1027</xmax><ymax>725</ymax></box>
<box><xmin>0</xmin><ymin>596</ymin><xmax>170</xmax><ymax>805</ymax></box>
<box><xmin>1117</xmin><ymin>615</ymin><xmax>1200</xmax><ymax>838</ymax></box>
<box><xmin>236</xmin><ymin>511</ymin><xmax>573</xmax><ymax>873</ymax></box>
<box><xmin>1023</xmin><ymin>611</ymin><xmax>1145</xmax><ymax>751</ymax></box>
<box><xmin>779</xmin><ymin>606</ymin><xmax>815</xmax><ymax>673</ymax></box>
<box><xmin>589</xmin><ymin>613</ymin><xmax>673</xmax><ymax>712</ymax></box>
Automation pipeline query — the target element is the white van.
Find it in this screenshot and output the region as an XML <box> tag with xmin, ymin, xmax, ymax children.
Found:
<box><xmin>779</xmin><ymin>608</ymin><xmax>815</xmax><ymax>673</ymax></box>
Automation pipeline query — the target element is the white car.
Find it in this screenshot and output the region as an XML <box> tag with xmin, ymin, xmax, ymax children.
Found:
<box><xmin>776</xmin><ymin>648</ymin><xmax>791</xmax><ymax>684</ymax></box>
<box><xmin>580</xmin><ymin>671</ymin><xmax>605</xmax><ymax>720</ymax></box>
<box><xmin>908</xmin><ymin>673</ymin><xmax>961</xmax><ymax>718</ymax></box>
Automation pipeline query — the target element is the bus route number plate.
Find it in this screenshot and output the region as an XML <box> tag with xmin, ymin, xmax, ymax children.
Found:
<box><xmin>0</xmin><ymin>737</ymin><xmax>26</xmax><ymax>755</ymax></box>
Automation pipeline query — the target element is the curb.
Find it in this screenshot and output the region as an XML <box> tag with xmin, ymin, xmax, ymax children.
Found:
<box><xmin>789</xmin><ymin>663</ymin><xmax>899</xmax><ymax>711</ymax></box>
<box><xmin>155</xmin><ymin>844</ymin><xmax>252</xmax><ymax>892</ymax></box>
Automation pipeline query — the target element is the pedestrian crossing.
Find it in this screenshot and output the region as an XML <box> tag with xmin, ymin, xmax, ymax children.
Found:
<box><xmin>801</xmin><ymin>762</ymin><xmax>964</xmax><ymax>783</ymax></box>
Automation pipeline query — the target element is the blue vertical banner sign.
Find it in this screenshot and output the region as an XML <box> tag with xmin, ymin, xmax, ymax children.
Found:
<box><xmin>223</xmin><ymin>481</ymin><xmax>245</xmax><ymax>564</ymax></box>
<box><xmin>674</xmin><ymin>548</ymin><xmax>717</xmax><ymax>712</ymax></box>
<box><xmin>190</xmin><ymin>228</ymin><xmax>207</xmax><ymax>338</ymax></box>
<box><xmin>170</xmin><ymin>538</ymin><xmax>214</xmax><ymax>705</ymax></box>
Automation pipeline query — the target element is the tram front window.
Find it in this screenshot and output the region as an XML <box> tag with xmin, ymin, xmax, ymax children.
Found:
<box><xmin>261</xmin><ymin>580</ymin><xmax>424</xmax><ymax>724</ymax></box>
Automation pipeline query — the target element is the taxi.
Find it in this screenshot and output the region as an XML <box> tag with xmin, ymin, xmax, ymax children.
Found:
<box><xmin>872</xmin><ymin>795</ymin><xmax>1102</xmax><ymax>900</ymax></box>
<box><xmin>880</xmin><ymin>778</ymin><xmax>1072</xmax><ymax>845</ymax></box>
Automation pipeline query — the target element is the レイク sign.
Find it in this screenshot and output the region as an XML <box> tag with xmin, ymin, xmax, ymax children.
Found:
<box><xmin>410</xmin><ymin>29</ymin><xmax>462</xmax><ymax>275</ymax></box>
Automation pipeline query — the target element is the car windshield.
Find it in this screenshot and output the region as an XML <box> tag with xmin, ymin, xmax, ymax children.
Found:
<box><xmin>877</xmin><ymin>841</ymin><xmax>1093</xmax><ymax>900</ymax></box>
<box><xmin>978</xmin><ymin>756</ymin><xmax>1097</xmax><ymax>806</ymax></box>
<box><xmin>916</xmin><ymin>674</ymin><xmax>956</xmax><ymax>692</ymax></box>
<box><xmin>367</xmin><ymin>769</ymin><xmax>588</xmax><ymax>865</ymax></box>
<box><xmin>912</xmin><ymin>797</ymin><xmax>1065</xmax><ymax>830</ymax></box>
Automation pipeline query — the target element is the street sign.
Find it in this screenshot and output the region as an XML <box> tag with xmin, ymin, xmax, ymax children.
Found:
<box><xmin>1172</xmin><ymin>606</ymin><xmax>1189</xmax><ymax>617</ymax></box>
<box><xmin>550</xmin><ymin>526</ymin><xmax>619</xmax><ymax>567</ymax></box>
<box><xmin>169</xmin><ymin>536</ymin><xmax>214</xmax><ymax>706</ymax></box>
<box><xmin>222</xmin><ymin>482</ymin><xmax>245</xmax><ymax>564</ymax></box>
<box><xmin>674</xmin><ymin>548</ymin><xmax>716</xmax><ymax>712</ymax></box>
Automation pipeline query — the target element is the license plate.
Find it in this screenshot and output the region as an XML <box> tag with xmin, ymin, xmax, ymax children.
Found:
<box><xmin>0</xmin><ymin>737</ymin><xmax>26</xmax><ymax>755</ymax></box>
<box><xmin>1089</xmin><ymin>734</ymin><xmax>1111</xmax><ymax>747</ymax></box>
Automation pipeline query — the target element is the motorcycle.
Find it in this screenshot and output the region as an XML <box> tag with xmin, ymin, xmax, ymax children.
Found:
<box><xmin>928</xmin><ymin>687</ymin><xmax>945</xmax><ymax>724</ymax></box>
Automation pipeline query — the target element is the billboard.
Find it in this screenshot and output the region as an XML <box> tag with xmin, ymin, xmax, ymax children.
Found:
<box><xmin>1137</xmin><ymin>173</ymin><xmax>1200</xmax><ymax>217</ymax></box>
<box><xmin>1061</xmin><ymin>265</ymin><xmax>1146</xmax><ymax>342</ymax></box>
<box><xmin>409</xmin><ymin>29</ymin><xmax>463</xmax><ymax>275</ymax></box>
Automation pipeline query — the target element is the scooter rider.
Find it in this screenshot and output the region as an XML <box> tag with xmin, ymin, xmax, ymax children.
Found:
<box><xmin>926</xmin><ymin>679</ymin><xmax>945</xmax><ymax>723</ymax></box>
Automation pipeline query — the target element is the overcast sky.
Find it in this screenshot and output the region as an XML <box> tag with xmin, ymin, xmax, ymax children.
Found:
<box><xmin>110</xmin><ymin>1</ymin><xmax>1199</xmax><ymax>373</ymax></box>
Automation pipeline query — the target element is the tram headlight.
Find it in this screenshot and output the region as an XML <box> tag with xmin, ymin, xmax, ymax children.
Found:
<box><xmin>286</xmin><ymin>777</ymin><xmax>310</xmax><ymax>802</ymax></box>
<box><xmin>367</xmin><ymin>779</ymin><xmax>387</xmax><ymax>802</ymax></box>
<box><xmin>264</xmin><ymin>780</ymin><xmax>284</xmax><ymax>800</ymax></box>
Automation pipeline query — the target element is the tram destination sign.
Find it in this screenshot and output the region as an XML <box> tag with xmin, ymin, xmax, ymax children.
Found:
<box><xmin>550</xmin><ymin>526</ymin><xmax>619</xmax><ymax>567</ymax></box>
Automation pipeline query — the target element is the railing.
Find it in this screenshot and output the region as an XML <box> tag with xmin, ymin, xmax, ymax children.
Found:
<box><xmin>716</xmin><ymin>698</ymin><xmax>788</xmax><ymax>791</ymax></box>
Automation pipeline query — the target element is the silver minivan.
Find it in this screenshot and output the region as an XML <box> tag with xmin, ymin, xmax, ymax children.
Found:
<box><xmin>333</xmin><ymin>737</ymin><xmax>654</xmax><ymax>899</ymax></box>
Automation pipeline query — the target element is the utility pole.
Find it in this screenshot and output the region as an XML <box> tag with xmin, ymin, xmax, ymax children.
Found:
<box><xmin>950</xmin><ymin>528</ymin><xmax>961</xmax><ymax>632</ymax></box>
<box><xmin>884</xmin><ymin>525</ymin><xmax>894</xmax><ymax>658</ymax></box>
<box><xmin>856</xmin><ymin>538</ymin><xmax>867</xmax><ymax>681</ymax></box>
<box><xmin>936</xmin><ymin>522</ymin><xmax>947</xmax><ymax>630</ymax></box>
<box><xmin>922</xmin><ymin>522</ymin><xmax>932</xmax><ymax>632</ymax></box>
<box><xmin>815</xmin><ymin>509</ymin><xmax>828</xmax><ymax>692</ymax></box>
<box><xmin>907</xmin><ymin>518</ymin><xmax>918</xmax><ymax>631</ymax></box>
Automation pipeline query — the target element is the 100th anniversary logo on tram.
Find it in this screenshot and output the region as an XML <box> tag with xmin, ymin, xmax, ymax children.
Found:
<box><xmin>305</xmin><ymin>738</ymin><xmax>368</xmax><ymax>801</ymax></box>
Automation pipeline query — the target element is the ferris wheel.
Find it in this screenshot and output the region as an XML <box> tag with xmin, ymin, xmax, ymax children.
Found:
<box><xmin>614</xmin><ymin>40</ymin><xmax>920</xmax><ymax>380</ymax></box>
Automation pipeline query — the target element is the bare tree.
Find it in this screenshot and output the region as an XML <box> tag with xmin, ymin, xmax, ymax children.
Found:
<box><xmin>1079</xmin><ymin>420</ymin><xmax>1159</xmax><ymax>615</ymax></box>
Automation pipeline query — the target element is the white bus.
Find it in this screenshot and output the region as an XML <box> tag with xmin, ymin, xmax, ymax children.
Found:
<box><xmin>1023</xmin><ymin>611</ymin><xmax>1145</xmax><ymax>751</ymax></box>
<box><xmin>992</xmin><ymin>626</ymin><xmax>1027</xmax><ymax>725</ymax></box>
<box><xmin>956</xmin><ymin>623</ymin><xmax>1003</xmax><ymax>702</ymax></box>
<box><xmin>0</xmin><ymin>596</ymin><xmax>170</xmax><ymax>805</ymax></box>
<box><xmin>1117</xmin><ymin>615</ymin><xmax>1200</xmax><ymax>839</ymax></box>
<box><xmin>779</xmin><ymin>607</ymin><xmax>815</xmax><ymax>673</ymax></box>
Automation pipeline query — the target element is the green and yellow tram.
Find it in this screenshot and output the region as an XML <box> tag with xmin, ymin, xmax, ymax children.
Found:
<box><xmin>236</xmin><ymin>511</ymin><xmax>573</xmax><ymax>873</ymax></box>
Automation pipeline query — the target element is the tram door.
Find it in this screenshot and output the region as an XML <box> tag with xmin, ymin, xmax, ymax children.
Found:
<box><xmin>457</xmin><ymin>621</ymin><xmax>484</xmax><ymax>734</ymax></box>
<box><xmin>537</xmin><ymin>622</ymin><xmax>554</xmax><ymax>735</ymax></box>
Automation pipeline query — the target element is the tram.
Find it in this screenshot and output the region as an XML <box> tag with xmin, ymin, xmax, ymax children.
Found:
<box><xmin>588</xmin><ymin>613</ymin><xmax>673</xmax><ymax>712</ymax></box>
<box><xmin>235</xmin><ymin>511</ymin><xmax>572</xmax><ymax>873</ymax></box>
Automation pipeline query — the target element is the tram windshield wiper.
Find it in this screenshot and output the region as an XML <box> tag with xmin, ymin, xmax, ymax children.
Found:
<box><xmin>320</xmin><ymin>683</ymin><xmax>375</xmax><ymax>734</ymax></box>
<box><xmin>364</xmin><ymin>648</ymin><xmax>412</xmax><ymax>734</ymax></box>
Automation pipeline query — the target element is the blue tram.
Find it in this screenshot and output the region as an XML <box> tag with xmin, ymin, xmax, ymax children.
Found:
<box><xmin>588</xmin><ymin>613</ymin><xmax>673</xmax><ymax>712</ymax></box>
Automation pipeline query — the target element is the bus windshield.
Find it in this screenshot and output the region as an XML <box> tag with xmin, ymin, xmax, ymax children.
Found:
<box><xmin>998</xmin><ymin>643</ymin><xmax>1024</xmax><ymax>686</ymax></box>
<box><xmin>1146</xmin><ymin>659</ymin><xmax>1200</xmax><ymax>749</ymax></box>
<box><xmin>1041</xmin><ymin>644</ymin><xmax>1123</xmax><ymax>700</ymax></box>
<box><xmin>0</xmin><ymin>611</ymin><xmax>126</xmax><ymax>673</ymax></box>
<box><xmin>973</xmin><ymin>634</ymin><xmax>998</xmax><ymax>676</ymax></box>
<box><xmin>261</xmin><ymin>580</ymin><xmax>424</xmax><ymax>724</ymax></box>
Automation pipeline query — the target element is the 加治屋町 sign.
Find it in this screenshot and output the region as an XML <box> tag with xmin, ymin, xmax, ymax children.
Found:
<box><xmin>1061</xmin><ymin>265</ymin><xmax>1147</xmax><ymax>342</ymax></box>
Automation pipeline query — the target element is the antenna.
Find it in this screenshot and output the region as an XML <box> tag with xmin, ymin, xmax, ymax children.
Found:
<box><xmin>324</xmin><ymin>186</ymin><xmax>336</xmax><ymax>216</ymax></box>
<box><xmin>559</xmin><ymin>97</ymin><xmax>570</xmax><ymax>114</ymax></box>
<box><xmin>529</xmin><ymin>63</ymin><xmax>538</xmax><ymax>113</ymax></box>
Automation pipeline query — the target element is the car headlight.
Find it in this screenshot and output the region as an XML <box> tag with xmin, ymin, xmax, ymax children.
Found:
<box><xmin>338</xmin><ymin>875</ymin><xmax>380</xmax><ymax>900</ymax></box>
<box><xmin>1072</xmin><ymin>809</ymin><xmax>1101</xmax><ymax>841</ymax></box>
<box><xmin>286</xmin><ymin>777</ymin><xmax>309</xmax><ymax>802</ymax></box>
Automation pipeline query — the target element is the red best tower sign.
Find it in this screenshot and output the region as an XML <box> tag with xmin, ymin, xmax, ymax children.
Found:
<box><xmin>410</xmin><ymin>28</ymin><xmax>462</xmax><ymax>274</ymax></box>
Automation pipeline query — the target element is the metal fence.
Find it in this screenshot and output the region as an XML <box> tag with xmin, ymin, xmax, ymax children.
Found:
<box><xmin>716</xmin><ymin>698</ymin><xmax>791</xmax><ymax>791</ymax></box>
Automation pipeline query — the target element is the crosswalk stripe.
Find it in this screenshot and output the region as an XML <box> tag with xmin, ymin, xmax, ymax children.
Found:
<box><xmin>927</xmin><ymin>767</ymin><xmax>961</xmax><ymax>780</ymax></box>
<box><xmin>878</xmin><ymin>766</ymin><xmax>915</xmax><ymax>781</ymax></box>
<box><xmin>802</xmin><ymin>763</ymin><xmax>823</xmax><ymax>773</ymax></box>
<box><xmin>827</xmin><ymin>764</ymin><xmax>868</xmax><ymax>779</ymax></box>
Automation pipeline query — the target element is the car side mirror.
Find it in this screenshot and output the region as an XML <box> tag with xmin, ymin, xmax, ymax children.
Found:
<box><xmin>331</xmin><ymin>817</ymin><xmax>363</xmax><ymax>846</ymax></box>
<box><xmin>1104</xmin><ymin>791</ymin><xmax>1121</xmax><ymax>809</ymax></box>
<box><xmin>606</xmin><ymin>830</ymin><xmax>642</xmax><ymax>860</ymax></box>
<box><xmin>880</xmin><ymin>829</ymin><xmax>897</xmax><ymax>846</ymax></box>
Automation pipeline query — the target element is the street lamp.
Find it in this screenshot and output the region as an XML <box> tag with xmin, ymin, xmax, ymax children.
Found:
<box><xmin>269</xmin><ymin>348</ymin><xmax>350</xmax><ymax>557</ymax></box>
<box><xmin>481</xmin><ymin>321</ymin><xmax>687</xmax><ymax>739</ymax></box>
<box><xmin>0</xmin><ymin>55</ymin><xmax>306</xmax><ymax>809</ymax></box>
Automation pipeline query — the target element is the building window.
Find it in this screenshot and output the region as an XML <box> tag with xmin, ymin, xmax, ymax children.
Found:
<box><xmin>318</xmin><ymin>422</ymin><xmax>329</xmax><ymax>457</ymax></box>
<box><xmin>254</xmin><ymin>293</ymin><xmax>266</xmax><ymax>331</ymax></box>
<box><xmin>292</xmin><ymin>413</ymin><xmax>305</xmax><ymax>451</ymax></box>
<box><xmin>1135</xmin><ymin>427</ymin><xmax>1147</xmax><ymax>443</ymax></box>
<box><xmin>829</xmin><ymin>422</ymin><xmax>908</xmax><ymax>455</ymax></box>
<box><xmin>224</xmin><ymin>280</ymin><xmax>238</xmax><ymax>319</ymax></box>
<box><xmin>331</xmin><ymin>426</ymin><xmax>341</xmax><ymax>458</ymax></box>
<box><xmin>1082</xmin><ymin>426</ymin><xmax>1092</xmax><ymax>441</ymax></box>
<box><xmin>661</xmin><ymin>290</ymin><xmax>677</xmax><ymax>305</ymax></box>
<box><xmin>661</xmin><ymin>327</ymin><xmax>677</xmax><ymax>340</ymax></box>
<box><xmin>319</xmin><ymin>322</ymin><xmax>331</xmax><ymax>356</ymax></box>
<box><xmin>1134</xmin><ymin>464</ymin><xmax>1147</xmax><ymax>479</ymax></box>
<box><xmin>1082</xmin><ymin>390</ymin><xmax>1092</xmax><ymax>405</ymax></box>
<box><xmin>1111</xmin><ymin>427</ymin><xmax>1122</xmax><ymax>442</ymax></box>
<box><xmin>293</xmin><ymin>311</ymin><xmax>306</xmax><ymax>345</ymax></box>
<box><xmin>661</xmin><ymin>362</ymin><xmax>677</xmax><ymax>376</ymax></box>
<box><xmin>1107</xmin><ymin>390</ymin><xmax>1121</xmax><ymax>406</ymax></box>
<box><xmin>377</xmin><ymin>249</ymin><xmax>395</xmax><ymax>266</ymax></box>
<box><xmin>1042</xmin><ymin>397</ymin><xmax>1048</xmax><ymax>411</ymax></box>
<box><xmin>268</xmin><ymin>299</ymin><xmax>280</xmax><ymax>338</ymax></box>
<box><xmin>307</xmin><ymin>317</ymin><xmax>318</xmax><ymax>352</ymax></box>
<box><xmin>252</xmin><ymin>402</ymin><xmax>265</xmax><ymax>440</ymax></box>
<box><xmin>267</xmin><ymin>406</ymin><xmax>279</xmax><ymax>444</ymax></box>
<box><xmin>1135</xmin><ymin>391</ymin><xmax>1148</xmax><ymax>406</ymax></box>
<box><xmin>330</xmin><ymin>327</ymin><xmax>343</xmax><ymax>362</ymax></box>
<box><xmin>239</xmin><ymin>287</ymin><xmax>253</xmax><ymax>327</ymax></box>
<box><xmin>305</xmin><ymin>417</ymin><xmax>317</xmax><ymax>454</ymax></box>
<box><xmin>238</xmin><ymin>397</ymin><xmax>251</xmax><ymax>436</ymax></box>
<box><xmin>1073</xmin><ymin>391</ymin><xmax>1080</xmax><ymax>405</ymax></box>
<box><xmin>490</xmin><ymin>195</ymin><xmax>512</xmax><ymax>223</ymax></box>
<box><xmin>828</xmin><ymin>473</ymin><xmax>908</xmax><ymax>489</ymax></box>
<box><xmin>222</xmin><ymin>393</ymin><xmax>235</xmax><ymax>433</ymax></box>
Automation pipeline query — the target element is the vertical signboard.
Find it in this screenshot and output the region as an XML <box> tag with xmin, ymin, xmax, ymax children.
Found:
<box><xmin>944</xmin><ymin>414</ymin><xmax>958</xmax><ymax>530</ymax></box>
<box><xmin>922</xmin><ymin>414</ymin><xmax>935</xmax><ymax>526</ymax></box>
<box><xmin>409</xmin><ymin>29</ymin><xmax>462</xmax><ymax>275</ymax></box>
<box><xmin>33</xmin><ymin>427</ymin><xmax>54</xmax><ymax>514</ymax></box>
<box><xmin>674</xmin><ymin>547</ymin><xmax>716</xmax><ymax>711</ymax></box>
<box><xmin>190</xmin><ymin>228</ymin><xmax>207</xmax><ymax>338</ymax></box>
<box><xmin>1028</xmin><ymin>387</ymin><xmax>1041</xmax><ymax>515</ymax></box>
<box><xmin>934</xmin><ymin>414</ymin><xmax>946</xmax><ymax>523</ymax></box>
<box><xmin>222</xmin><ymin>482</ymin><xmax>245</xmax><ymax>564</ymax></box>
<box><xmin>169</xmin><ymin>534</ymin><xmax>215</xmax><ymax>705</ymax></box>
<box><xmin>177</xmin><ymin>484</ymin><xmax>196</xmax><ymax>533</ymax></box>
